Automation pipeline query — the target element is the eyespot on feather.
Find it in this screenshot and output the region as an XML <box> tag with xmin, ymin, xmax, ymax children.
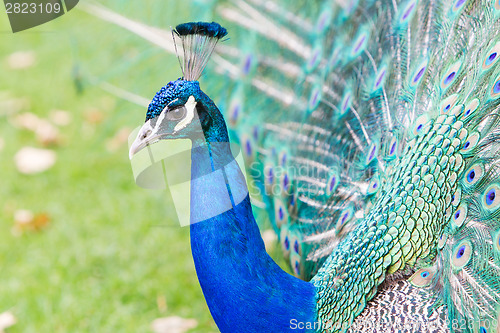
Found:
<box><xmin>340</xmin><ymin>91</ymin><xmax>352</xmax><ymax>115</ymax></box>
<box><xmin>463</xmin><ymin>164</ymin><xmax>483</xmax><ymax>186</ymax></box>
<box><xmin>366</xmin><ymin>175</ymin><xmax>380</xmax><ymax>195</ymax></box>
<box><xmin>308</xmin><ymin>85</ymin><xmax>322</xmax><ymax>111</ymax></box>
<box><xmin>440</xmin><ymin>94</ymin><xmax>459</xmax><ymax>114</ymax></box>
<box><xmin>288</xmin><ymin>191</ymin><xmax>297</xmax><ymax>213</ymax></box>
<box><xmin>387</xmin><ymin>137</ymin><xmax>398</xmax><ymax>159</ymax></box>
<box><xmin>483</xmin><ymin>184</ymin><xmax>500</xmax><ymax>210</ymax></box>
<box><xmin>241</xmin><ymin>134</ymin><xmax>255</xmax><ymax>161</ymax></box>
<box><xmin>328</xmin><ymin>46</ymin><xmax>341</xmax><ymax>68</ymax></box>
<box><xmin>351</xmin><ymin>31</ymin><xmax>368</xmax><ymax>57</ymax></box>
<box><xmin>315</xmin><ymin>6</ymin><xmax>332</xmax><ymax>33</ymax></box>
<box><xmin>280</xmin><ymin>171</ymin><xmax>292</xmax><ymax>196</ymax></box>
<box><xmin>264</xmin><ymin>163</ymin><xmax>275</xmax><ymax>195</ymax></box>
<box><xmin>326</xmin><ymin>171</ymin><xmax>340</xmax><ymax>196</ymax></box>
<box><xmin>274</xmin><ymin>198</ymin><xmax>289</xmax><ymax>227</ymax></box>
<box><xmin>452</xmin><ymin>241</ymin><xmax>472</xmax><ymax>269</ymax></box>
<box><xmin>306</xmin><ymin>46</ymin><xmax>323</xmax><ymax>73</ymax></box>
<box><xmin>452</xmin><ymin>205</ymin><xmax>467</xmax><ymax>227</ymax></box>
<box><xmin>280</xmin><ymin>226</ymin><xmax>291</xmax><ymax>258</ymax></box>
<box><xmin>290</xmin><ymin>253</ymin><xmax>303</xmax><ymax>278</ymax></box>
<box><xmin>482</xmin><ymin>41</ymin><xmax>500</xmax><ymax>70</ymax></box>
<box><xmin>491</xmin><ymin>75</ymin><xmax>500</xmax><ymax>99</ymax></box>
<box><xmin>440</xmin><ymin>61</ymin><xmax>462</xmax><ymax>91</ymax></box>
<box><xmin>228</xmin><ymin>101</ymin><xmax>242</xmax><ymax>127</ymax></box>
<box><xmin>460</xmin><ymin>132</ymin><xmax>480</xmax><ymax>153</ymax></box>
<box><xmin>289</xmin><ymin>233</ymin><xmax>302</xmax><ymax>256</ymax></box>
<box><xmin>452</xmin><ymin>0</ymin><xmax>467</xmax><ymax>12</ymax></box>
<box><xmin>462</xmin><ymin>99</ymin><xmax>479</xmax><ymax>120</ymax></box>
<box><xmin>409</xmin><ymin>266</ymin><xmax>436</xmax><ymax>287</ymax></box>
<box><xmin>373</xmin><ymin>66</ymin><xmax>387</xmax><ymax>91</ymax></box>
<box><xmin>366</xmin><ymin>143</ymin><xmax>378</xmax><ymax>165</ymax></box>
<box><xmin>399</xmin><ymin>0</ymin><xmax>418</xmax><ymax>25</ymax></box>
<box><xmin>336</xmin><ymin>206</ymin><xmax>354</xmax><ymax>232</ymax></box>
<box><xmin>278</xmin><ymin>150</ymin><xmax>289</xmax><ymax>167</ymax></box>
<box><xmin>241</xmin><ymin>53</ymin><xmax>255</xmax><ymax>76</ymax></box>
<box><xmin>413</xmin><ymin>114</ymin><xmax>430</xmax><ymax>136</ymax></box>
<box><xmin>252</xmin><ymin>125</ymin><xmax>260</xmax><ymax>142</ymax></box>
<box><xmin>410</xmin><ymin>60</ymin><xmax>428</xmax><ymax>87</ymax></box>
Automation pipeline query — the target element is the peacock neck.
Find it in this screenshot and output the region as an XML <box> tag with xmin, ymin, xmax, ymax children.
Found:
<box><xmin>188</xmin><ymin>138</ymin><xmax>317</xmax><ymax>332</ymax></box>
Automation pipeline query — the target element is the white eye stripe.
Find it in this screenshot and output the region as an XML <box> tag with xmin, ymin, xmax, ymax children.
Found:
<box><xmin>155</xmin><ymin>106</ymin><xmax>169</xmax><ymax>128</ymax></box>
<box><xmin>167</xmin><ymin>98</ymin><xmax>179</xmax><ymax>107</ymax></box>
<box><xmin>174</xmin><ymin>95</ymin><xmax>197</xmax><ymax>133</ymax></box>
<box><xmin>156</xmin><ymin>97</ymin><xmax>183</xmax><ymax>127</ymax></box>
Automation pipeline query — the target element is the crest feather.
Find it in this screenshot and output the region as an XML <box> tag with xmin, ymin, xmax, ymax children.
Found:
<box><xmin>173</xmin><ymin>22</ymin><xmax>227</xmax><ymax>81</ymax></box>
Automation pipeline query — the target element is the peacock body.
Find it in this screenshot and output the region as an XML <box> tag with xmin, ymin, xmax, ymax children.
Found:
<box><xmin>82</xmin><ymin>0</ymin><xmax>500</xmax><ymax>331</ymax></box>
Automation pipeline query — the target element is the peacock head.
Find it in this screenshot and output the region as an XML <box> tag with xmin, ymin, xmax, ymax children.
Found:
<box><xmin>129</xmin><ymin>22</ymin><xmax>228</xmax><ymax>159</ymax></box>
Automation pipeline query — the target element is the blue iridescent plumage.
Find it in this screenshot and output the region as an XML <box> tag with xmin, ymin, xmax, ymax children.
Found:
<box><xmin>145</xmin><ymin>79</ymin><xmax>201</xmax><ymax>120</ymax></box>
<box><xmin>174</xmin><ymin>21</ymin><xmax>227</xmax><ymax>39</ymax></box>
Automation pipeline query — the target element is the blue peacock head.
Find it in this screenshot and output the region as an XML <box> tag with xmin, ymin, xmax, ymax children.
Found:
<box><xmin>129</xmin><ymin>22</ymin><xmax>228</xmax><ymax>158</ymax></box>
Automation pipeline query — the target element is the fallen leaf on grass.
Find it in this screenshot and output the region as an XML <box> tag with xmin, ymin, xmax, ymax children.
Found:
<box><xmin>84</xmin><ymin>108</ymin><xmax>105</xmax><ymax>124</ymax></box>
<box><xmin>49</xmin><ymin>110</ymin><xmax>71</xmax><ymax>126</ymax></box>
<box><xmin>7</xmin><ymin>51</ymin><xmax>36</xmax><ymax>69</ymax></box>
<box><xmin>0</xmin><ymin>311</ymin><xmax>16</xmax><ymax>332</ymax></box>
<box><xmin>11</xmin><ymin>112</ymin><xmax>39</xmax><ymax>130</ymax></box>
<box><xmin>14</xmin><ymin>147</ymin><xmax>56</xmax><ymax>174</ymax></box>
<box><xmin>12</xmin><ymin>113</ymin><xmax>61</xmax><ymax>146</ymax></box>
<box><xmin>151</xmin><ymin>316</ymin><xmax>198</xmax><ymax>333</ymax></box>
<box><xmin>35</xmin><ymin>122</ymin><xmax>60</xmax><ymax>146</ymax></box>
<box><xmin>12</xmin><ymin>209</ymin><xmax>50</xmax><ymax>235</ymax></box>
<box><xmin>0</xmin><ymin>91</ymin><xmax>29</xmax><ymax>117</ymax></box>
<box><xmin>106</xmin><ymin>127</ymin><xmax>131</xmax><ymax>152</ymax></box>
<box><xmin>156</xmin><ymin>295</ymin><xmax>167</xmax><ymax>313</ymax></box>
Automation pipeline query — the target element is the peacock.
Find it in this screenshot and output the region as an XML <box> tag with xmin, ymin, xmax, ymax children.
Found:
<box><xmin>81</xmin><ymin>0</ymin><xmax>500</xmax><ymax>332</ymax></box>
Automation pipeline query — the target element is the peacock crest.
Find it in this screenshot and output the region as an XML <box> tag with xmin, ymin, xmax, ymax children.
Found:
<box><xmin>173</xmin><ymin>21</ymin><xmax>227</xmax><ymax>81</ymax></box>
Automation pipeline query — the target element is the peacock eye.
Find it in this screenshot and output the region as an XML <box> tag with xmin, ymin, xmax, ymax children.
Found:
<box><xmin>167</xmin><ymin>106</ymin><xmax>187</xmax><ymax>121</ymax></box>
<box><xmin>142</xmin><ymin>129</ymin><xmax>151</xmax><ymax>139</ymax></box>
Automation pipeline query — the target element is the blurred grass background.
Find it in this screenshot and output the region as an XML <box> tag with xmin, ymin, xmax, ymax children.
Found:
<box><xmin>0</xmin><ymin>2</ymin><xmax>224</xmax><ymax>332</ymax></box>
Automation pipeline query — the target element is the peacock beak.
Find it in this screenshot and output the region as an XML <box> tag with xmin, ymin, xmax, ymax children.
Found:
<box><xmin>129</xmin><ymin>96</ymin><xmax>198</xmax><ymax>159</ymax></box>
<box><xmin>129</xmin><ymin>119</ymin><xmax>160</xmax><ymax>159</ymax></box>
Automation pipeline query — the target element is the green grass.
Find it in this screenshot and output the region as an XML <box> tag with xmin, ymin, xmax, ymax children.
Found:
<box><xmin>0</xmin><ymin>4</ymin><xmax>221</xmax><ymax>332</ymax></box>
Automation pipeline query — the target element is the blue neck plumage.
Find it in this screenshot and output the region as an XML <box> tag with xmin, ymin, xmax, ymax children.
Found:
<box><xmin>188</xmin><ymin>125</ymin><xmax>317</xmax><ymax>332</ymax></box>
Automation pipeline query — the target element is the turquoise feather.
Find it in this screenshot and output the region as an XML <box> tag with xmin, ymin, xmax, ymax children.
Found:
<box><xmin>82</xmin><ymin>0</ymin><xmax>500</xmax><ymax>331</ymax></box>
